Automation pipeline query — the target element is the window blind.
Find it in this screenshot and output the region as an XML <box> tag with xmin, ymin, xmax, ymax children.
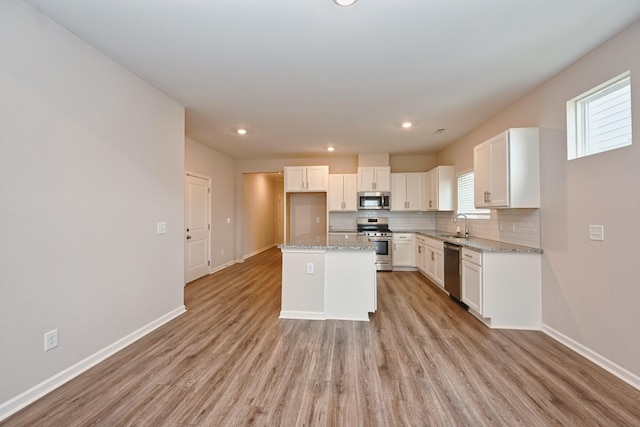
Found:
<box><xmin>583</xmin><ymin>78</ymin><xmax>632</xmax><ymax>155</ymax></box>
<box><xmin>457</xmin><ymin>171</ymin><xmax>490</xmax><ymax>218</ymax></box>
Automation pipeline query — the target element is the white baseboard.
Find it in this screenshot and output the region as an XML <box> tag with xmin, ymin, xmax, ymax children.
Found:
<box><xmin>279</xmin><ymin>311</ymin><xmax>326</xmax><ymax>320</ymax></box>
<box><xmin>209</xmin><ymin>260</ymin><xmax>236</xmax><ymax>274</ymax></box>
<box><xmin>243</xmin><ymin>244</ymin><xmax>276</xmax><ymax>260</ymax></box>
<box><xmin>542</xmin><ymin>323</ymin><xmax>640</xmax><ymax>391</ymax></box>
<box><xmin>0</xmin><ymin>306</ymin><xmax>186</xmax><ymax>422</ymax></box>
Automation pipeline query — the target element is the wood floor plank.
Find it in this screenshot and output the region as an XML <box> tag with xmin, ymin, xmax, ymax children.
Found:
<box><xmin>3</xmin><ymin>247</ymin><xmax>640</xmax><ymax>426</ymax></box>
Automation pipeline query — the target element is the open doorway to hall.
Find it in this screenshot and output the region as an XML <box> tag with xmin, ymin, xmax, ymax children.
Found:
<box><xmin>242</xmin><ymin>172</ymin><xmax>284</xmax><ymax>259</ymax></box>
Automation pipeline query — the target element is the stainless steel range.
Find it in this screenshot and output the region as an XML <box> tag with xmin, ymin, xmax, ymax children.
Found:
<box><xmin>357</xmin><ymin>217</ymin><xmax>393</xmax><ymax>271</ymax></box>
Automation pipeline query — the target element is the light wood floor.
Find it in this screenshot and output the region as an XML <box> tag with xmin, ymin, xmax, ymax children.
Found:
<box><xmin>4</xmin><ymin>247</ymin><xmax>640</xmax><ymax>426</ymax></box>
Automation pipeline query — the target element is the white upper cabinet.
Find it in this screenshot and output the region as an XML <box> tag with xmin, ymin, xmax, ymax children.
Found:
<box><xmin>357</xmin><ymin>166</ymin><xmax>391</xmax><ymax>192</ymax></box>
<box><xmin>391</xmin><ymin>172</ymin><xmax>425</xmax><ymax>211</ymax></box>
<box><xmin>425</xmin><ymin>166</ymin><xmax>454</xmax><ymax>211</ymax></box>
<box><xmin>473</xmin><ymin>128</ymin><xmax>540</xmax><ymax>208</ymax></box>
<box><xmin>285</xmin><ymin>165</ymin><xmax>329</xmax><ymax>192</ymax></box>
<box><xmin>328</xmin><ymin>174</ymin><xmax>358</xmax><ymax>211</ymax></box>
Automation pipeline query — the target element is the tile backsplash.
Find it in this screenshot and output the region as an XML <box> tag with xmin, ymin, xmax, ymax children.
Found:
<box><xmin>329</xmin><ymin>211</ymin><xmax>435</xmax><ymax>232</ymax></box>
<box><xmin>329</xmin><ymin>208</ymin><xmax>541</xmax><ymax>249</ymax></box>
<box><xmin>436</xmin><ymin>209</ymin><xmax>541</xmax><ymax>248</ymax></box>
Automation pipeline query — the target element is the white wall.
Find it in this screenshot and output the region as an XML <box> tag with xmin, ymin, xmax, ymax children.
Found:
<box><xmin>0</xmin><ymin>0</ymin><xmax>185</xmax><ymax>414</ymax></box>
<box><xmin>437</xmin><ymin>20</ymin><xmax>640</xmax><ymax>383</ymax></box>
<box><xmin>185</xmin><ymin>137</ymin><xmax>236</xmax><ymax>271</ymax></box>
<box><xmin>242</xmin><ymin>174</ymin><xmax>278</xmax><ymax>257</ymax></box>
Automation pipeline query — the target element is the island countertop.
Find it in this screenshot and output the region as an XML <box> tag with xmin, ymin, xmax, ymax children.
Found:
<box><xmin>278</xmin><ymin>234</ymin><xmax>374</xmax><ymax>251</ymax></box>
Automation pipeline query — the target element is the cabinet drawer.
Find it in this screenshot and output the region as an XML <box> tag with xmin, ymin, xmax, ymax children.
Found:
<box><xmin>462</xmin><ymin>248</ymin><xmax>482</xmax><ymax>265</ymax></box>
<box><xmin>393</xmin><ymin>233</ymin><xmax>414</xmax><ymax>241</ymax></box>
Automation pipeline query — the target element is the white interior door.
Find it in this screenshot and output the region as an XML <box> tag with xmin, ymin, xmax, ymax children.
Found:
<box><xmin>185</xmin><ymin>174</ymin><xmax>210</xmax><ymax>284</ymax></box>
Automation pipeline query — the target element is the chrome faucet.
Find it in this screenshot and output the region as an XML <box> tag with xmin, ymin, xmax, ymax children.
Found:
<box><xmin>453</xmin><ymin>213</ymin><xmax>469</xmax><ymax>238</ymax></box>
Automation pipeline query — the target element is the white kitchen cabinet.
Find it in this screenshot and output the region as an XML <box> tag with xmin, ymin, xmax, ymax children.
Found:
<box><xmin>425</xmin><ymin>166</ymin><xmax>454</xmax><ymax>211</ymax></box>
<box><xmin>461</xmin><ymin>248</ymin><xmax>482</xmax><ymax>314</ymax></box>
<box><xmin>390</xmin><ymin>172</ymin><xmax>425</xmax><ymax>211</ymax></box>
<box><xmin>328</xmin><ymin>174</ymin><xmax>357</xmax><ymax>211</ymax></box>
<box><xmin>415</xmin><ymin>234</ymin><xmax>444</xmax><ymax>289</ymax></box>
<box><xmin>473</xmin><ymin>128</ymin><xmax>540</xmax><ymax>208</ymax></box>
<box><xmin>358</xmin><ymin>166</ymin><xmax>391</xmax><ymax>192</ymax></box>
<box><xmin>392</xmin><ymin>233</ymin><xmax>415</xmax><ymax>268</ymax></box>
<box><xmin>461</xmin><ymin>248</ymin><xmax>541</xmax><ymax>329</ymax></box>
<box><xmin>416</xmin><ymin>235</ymin><xmax>428</xmax><ymax>274</ymax></box>
<box><xmin>285</xmin><ymin>165</ymin><xmax>329</xmax><ymax>192</ymax></box>
<box><xmin>426</xmin><ymin>242</ymin><xmax>444</xmax><ymax>288</ymax></box>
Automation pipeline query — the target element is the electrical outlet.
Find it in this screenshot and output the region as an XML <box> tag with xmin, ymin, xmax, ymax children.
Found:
<box><xmin>589</xmin><ymin>225</ymin><xmax>604</xmax><ymax>241</ymax></box>
<box><xmin>306</xmin><ymin>262</ymin><xmax>314</xmax><ymax>274</ymax></box>
<box><xmin>221</xmin><ymin>249</ymin><xmax>224</xmax><ymax>256</ymax></box>
<box><xmin>44</xmin><ymin>329</ymin><xmax>58</xmax><ymax>352</ymax></box>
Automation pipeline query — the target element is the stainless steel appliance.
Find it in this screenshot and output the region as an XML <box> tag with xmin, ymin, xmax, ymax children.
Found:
<box><xmin>357</xmin><ymin>217</ymin><xmax>392</xmax><ymax>271</ymax></box>
<box><xmin>443</xmin><ymin>242</ymin><xmax>468</xmax><ymax>309</ymax></box>
<box><xmin>358</xmin><ymin>191</ymin><xmax>390</xmax><ymax>210</ymax></box>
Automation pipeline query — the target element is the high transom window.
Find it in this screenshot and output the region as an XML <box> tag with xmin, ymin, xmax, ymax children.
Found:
<box><xmin>567</xmin><ymin>71</ymin><xmax>632</xmax><ymax>160</ymax></box>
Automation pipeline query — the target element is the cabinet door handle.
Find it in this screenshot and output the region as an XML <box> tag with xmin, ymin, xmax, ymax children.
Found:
<box><xmin>486</xmin><ymin>191</ymin><xmax>490</xmax><ymax>203</ymax></box>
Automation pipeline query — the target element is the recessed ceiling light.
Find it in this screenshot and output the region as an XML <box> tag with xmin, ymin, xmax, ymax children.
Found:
<box><xmin>236</xmin><ymin>128</ymin><xmax>247</xmax><ymax>135</ymax></box>
<box><xmin>327</xmin><ymin>146</ymin><xmax>335</xmax><ymax>152</ymax></box>
<box><xmin>401</xmin><ymin>122</ymin><xmax>413</xmax><ymax>129</ymax></box>
<box><xmin>333</xmin><ymin>0</ymin><xmax>357</xmax><ymax>7</ymax></box>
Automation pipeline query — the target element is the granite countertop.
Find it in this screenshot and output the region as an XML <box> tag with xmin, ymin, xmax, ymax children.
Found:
<box><xmin>279</xmin><ymin>234</ymin><xmax>375</xmax><ymax>250</ymax></box>
<box><xmin>412</xmin><ymin>229</ymin><xmax>543</xmax><ymax>254</ymax></box>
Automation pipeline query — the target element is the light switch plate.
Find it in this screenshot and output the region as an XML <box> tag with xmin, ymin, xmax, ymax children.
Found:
<box><xmin>157</xmin><ymin>222</ymin><xmax>167</xmax><ymax>235</ymax></box>
<box><xmin>589</xmin><ymin>225</ymin><xmax>604</xmax><ymax>241</ymax></box>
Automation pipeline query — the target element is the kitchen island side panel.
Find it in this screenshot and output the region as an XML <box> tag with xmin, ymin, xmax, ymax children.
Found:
<box><xmin>325</xmin><ymin>250</ymin><xmax>377</xmax><ymax>321</ymax></box>
<box><xmin>280</xmin><ymin>250</ymin><xmax>325</xmax><ymax>319</ymax></box>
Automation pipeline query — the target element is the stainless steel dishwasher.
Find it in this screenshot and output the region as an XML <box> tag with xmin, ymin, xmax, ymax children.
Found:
<box><xmin>443</xmin><ymin>242</ymin><xmax>467</xmax><ymax>308</ymax></box>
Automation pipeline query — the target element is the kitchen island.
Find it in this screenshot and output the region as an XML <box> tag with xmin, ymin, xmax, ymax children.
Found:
<box><xmin>278</xmin><ymin>234</ymin><xmax>377</xmax><ymax>321</ymax></box>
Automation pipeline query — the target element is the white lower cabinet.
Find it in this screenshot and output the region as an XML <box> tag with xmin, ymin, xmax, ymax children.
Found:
<box><xmin>392</xmin><ymin>233</ymin><xmax>415</xmax><ymax>267</ymax></box>
<box><xmin>426</xmin><ymin>243</ymin><xmax>444</xmax><ymax>288</ymax></box>
<box><xmin>416</xmin><ymin>236</ymin><xmax>428</xmax><ymax>274</ymax></box>
<box><xmin>416</xmin><ymin>234</ymin><xmax>444</xmax><ymax>289</ymax></box>
<box><xmin>461</xmin><ymin>247</ymin><xmax>541</xmax><ymax>329</ymax></box>
<box><xmin>461</xmin><ymin>248</ymin><xmax>482</xmax><ymax>314</ymax></box>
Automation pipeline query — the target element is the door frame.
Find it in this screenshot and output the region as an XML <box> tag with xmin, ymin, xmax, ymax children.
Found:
<box><xmin>185</xmin><ymin>171</ymin><xmax>212</xmax><ymax>284</ymax></box>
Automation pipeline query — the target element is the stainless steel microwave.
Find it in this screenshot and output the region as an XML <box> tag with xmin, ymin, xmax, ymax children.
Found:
<box><xmin>358</xmin><ymin>191</ymin><xmax>390</xmax><ymax>210</ymax></box>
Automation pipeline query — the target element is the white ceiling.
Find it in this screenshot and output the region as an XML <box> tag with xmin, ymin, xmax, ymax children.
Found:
<box><xmin>24</xmin><ymin>0</ymin><xmax>640</xmax><ymax>160</ymax></box>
